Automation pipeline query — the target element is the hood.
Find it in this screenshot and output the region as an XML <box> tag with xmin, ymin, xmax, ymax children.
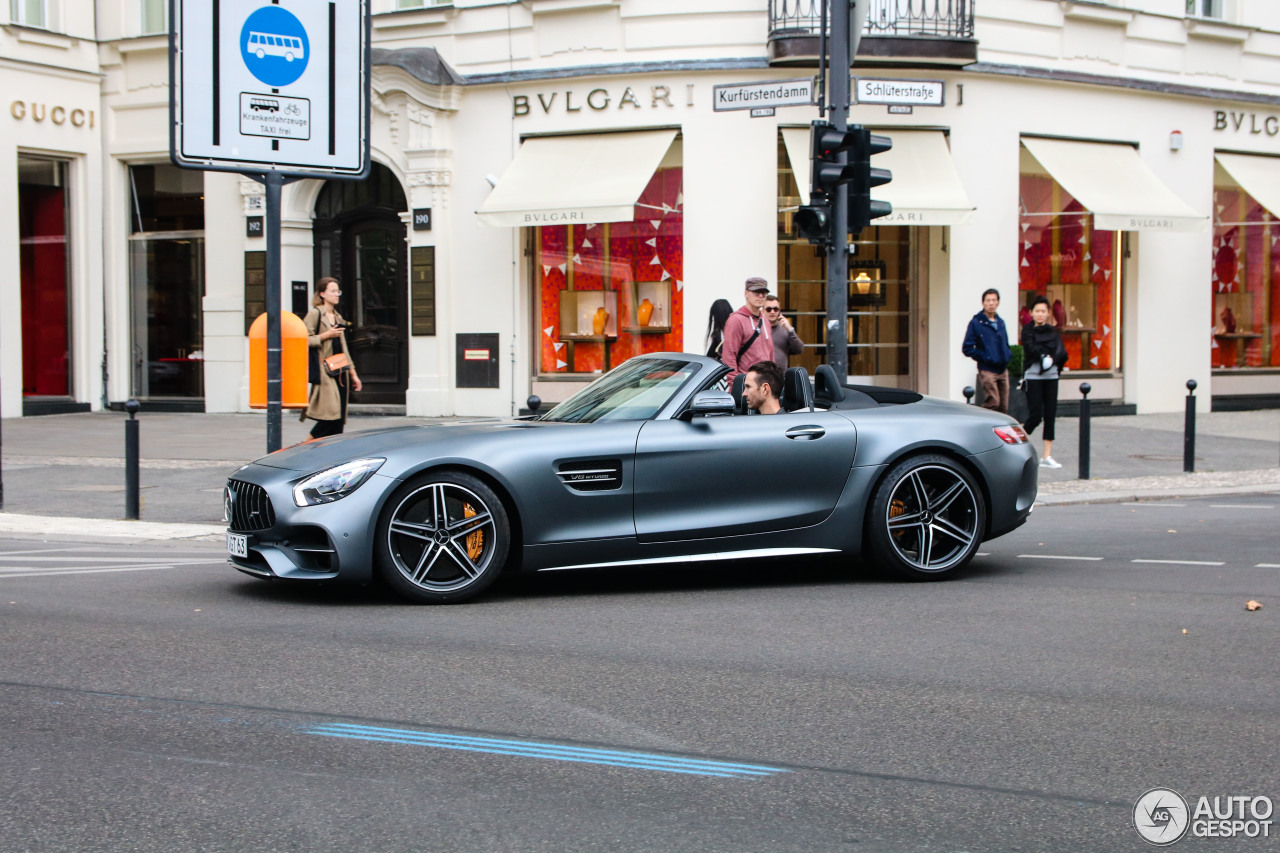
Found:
<box><xmin>248</xmin><ymin>419</ymin><xmax>556</xmax><ymax>473</ymax></box>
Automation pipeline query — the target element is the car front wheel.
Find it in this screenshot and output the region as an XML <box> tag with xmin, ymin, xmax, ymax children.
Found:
<box><xmin>376</xmin><ymin>472</ymin><xmax>510</xmax><ymax>603</ymax></box>
<box><xmin>866</xmin><ymin>454</ymin><xmax>985</xmax><ymax>580</ymax></box>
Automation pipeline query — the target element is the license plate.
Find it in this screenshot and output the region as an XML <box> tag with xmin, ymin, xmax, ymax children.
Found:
<box><xmin>227</xmin><ymin>532</ymin><xmax>248</xmax><ymax>558</ymax></box>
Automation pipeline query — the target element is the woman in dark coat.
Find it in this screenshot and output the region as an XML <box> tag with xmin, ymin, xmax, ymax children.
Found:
<box><xmin>1021</xmin><ymin>294</ymin><xmax>1068</xmax><ymax>468</ymax></box>
<box><xmin>302</xmin><ymin>277</ymin><xmax>362</xmax><ymax>438</ymax></box>
<box><xmin>705</xmin><ymin>298</ymin><xmax>733</xmax><ymax>358</ymax></box>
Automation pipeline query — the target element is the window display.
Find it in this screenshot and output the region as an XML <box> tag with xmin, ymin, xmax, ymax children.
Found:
<box><xmin>1018</xmin><ymin>171</ymin><xmax>1119</xmax><ymax>372</ymax></box>
<box><xmin>535</xmin><ymin>167</ymin><xmax>683</xmax><ymax>375</ymax></box>
<box><xmin>1210</xmin><ymin>184</ymin><xmax>1278</xmax><ymax>369</ymax></box>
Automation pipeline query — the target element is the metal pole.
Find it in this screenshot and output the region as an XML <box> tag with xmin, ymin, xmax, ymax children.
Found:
<box><xmin>125</xmin><ymin>399</ymin><xmax>140</xmax><ymax>520</ymax></box>
<box><xmin>825</xmin><ymin>0</ymin><xmax>851</xmax><ymax>379</ymax></box>
<box><xmin>1077</xmin><ymin>382</ymin><xmax>1092</xmax><ymax>481</ymax></box>
<box><xmin>1184</xmin><ymin>379</ymin><xmax>1197</xmax><ymax>474</ymax></box>
<box><xmin>264</xmin><ymin>171</ymin><xmax>283</xmax><ymax>454</ymax></box>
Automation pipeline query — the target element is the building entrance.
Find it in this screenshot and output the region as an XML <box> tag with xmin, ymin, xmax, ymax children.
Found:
<box><xmin>313</xmin><ymin>164</ymin><xmax>407</xmax><ymax>405</ymax></box>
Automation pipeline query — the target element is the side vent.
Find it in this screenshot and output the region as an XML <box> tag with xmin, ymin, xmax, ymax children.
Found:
<box><xmin>556</xmin><ymin>459</ymin><xmax>623</xmax><ymax>492</ymax></box>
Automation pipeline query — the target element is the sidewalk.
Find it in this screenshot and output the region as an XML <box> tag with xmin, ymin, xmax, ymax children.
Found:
<box><xmin>0</xmin><ymin>407</ymin><xmax>1276</xmax><ymax>539</ymax></box>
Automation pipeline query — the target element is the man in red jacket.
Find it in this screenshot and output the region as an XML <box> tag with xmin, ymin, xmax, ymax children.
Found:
<box><xmin>721</xmin><ymin>277</ymin><xmax>774</xmax><ymax>383</ymax></box>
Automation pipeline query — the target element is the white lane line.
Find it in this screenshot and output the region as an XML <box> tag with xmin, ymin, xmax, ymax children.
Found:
<box><xmin>1017</xmin><ymin>554</ymin><xmax>1103</xmax><ymax>561</ymax></box>
<box><xmin>1257</xmin><ymin>563</ymin><xmax>1280</xmax><ymax>568</ymax></box>
<box><xmin>976</xmin><ymin>552</ymin><xmax>990</xmax><ymax>556</ymax></box>
<box><xmin>1131</xmin><ymin>559</ymin><xmax>1225</xmax><ymax>567</ymax></box>
<box><xmin>0</xmin><ymin>561</ymin><xmax>225</xmax><ymax>579</ymax></box>
<box><xmin>0</xmin><ymin>547</ymin><xmax>103</xmax><ymax>556</ymax></box>
<box><xmin>0</xmin><ymin>555</ymin><xmax>216</xmax><ymax>564</ymax></box>
<box><xmin>1209</xmin><ymin>504</ymin><xmax>1274</xmax><ymax>510</ymax></box>
<box><xmin>1122</xmin><ymin>503</ymin><xmax>1184</xmax><ymax>507</ymax></box>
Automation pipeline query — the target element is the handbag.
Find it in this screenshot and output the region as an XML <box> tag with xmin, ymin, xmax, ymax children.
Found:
<box><xmin>323</xmin><ymin>351</ymin><xmax>350</xmax><ymax>377</ymax></box>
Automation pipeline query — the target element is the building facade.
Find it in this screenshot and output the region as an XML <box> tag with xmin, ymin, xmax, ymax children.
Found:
<box><xmin>4</xmin><ymin>0</ymin><xmax>1280</xmax><ymax>419</ymax></box>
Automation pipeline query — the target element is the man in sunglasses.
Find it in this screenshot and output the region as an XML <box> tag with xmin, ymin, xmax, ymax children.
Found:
<box><xmin>764</xmin><ymin>293</ymin><xmax>804</xmax><ymax>370</ymax></box>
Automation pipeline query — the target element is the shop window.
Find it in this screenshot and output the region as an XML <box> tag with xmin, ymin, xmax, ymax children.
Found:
<box><xmin>776</xmin><ymin>134</ymin><xmax>913</xmax><ymax>382</ymax></box>
<box><xmin>128</xmin><ymin>164</ymin><xmax>206</xmax><ymax>398</ymax></box>
<box><xmin>534</xmin><ymin>167</ymin><xmax>683</xmax><ymax>376</ymax></box>
<box><xmin>1018</xmin><ymin>171</ymin><xmax>1121</xmax><ymax>372</ymax></box>
<box><xmin>18</xmin><ymin>158</ymin><xmax>71</xmax><ymax>397</ymax></box>
<box><xmin>1211</xmin><ymin>184</ymin><xmax>1278</xmax><ymax>370</ymax></box>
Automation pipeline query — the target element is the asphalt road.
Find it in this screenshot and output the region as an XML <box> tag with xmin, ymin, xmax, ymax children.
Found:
<box><xmin>1</xmin><ymin>494</ymin><xmax>1276</xmax><ymax>852</ymax></box>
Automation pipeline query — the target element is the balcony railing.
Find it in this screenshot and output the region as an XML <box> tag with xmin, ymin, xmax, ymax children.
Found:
<box><xmin>769</xmin><ymin>0</ymin><xmax>976</xmax><ymax>66</ymax></box>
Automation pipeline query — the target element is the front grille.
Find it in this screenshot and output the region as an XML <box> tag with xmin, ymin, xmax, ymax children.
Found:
<box><xmin>226</xmin><ymin>479</ymin><xmax>276</xmax><ymax>531</ymax></box>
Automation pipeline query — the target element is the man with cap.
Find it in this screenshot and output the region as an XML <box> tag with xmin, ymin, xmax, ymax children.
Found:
<box><xmin>721</xmin><ymin>277</ymin><xmax>775</xmax><ymax>383</ymax></box>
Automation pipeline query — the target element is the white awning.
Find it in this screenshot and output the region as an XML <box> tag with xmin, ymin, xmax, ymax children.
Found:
<box><xmin>781</xmin><ymin>128</ymin><xmax>974</xmax><ymax>226</ymax></box>
<box><xmin>476</xmin><ymin>129</ymin><xmax>678</xmax><ymax>228</ymax></box>
<box><xmin>1021</xmin><ymin>137</ymin><xmax>1208</xmax><ymax>232</ymax></box>
<box><xmin>1214</xmin><ymin>152</ymin><xmax>1280</xmax><ymax>221</ymax></box>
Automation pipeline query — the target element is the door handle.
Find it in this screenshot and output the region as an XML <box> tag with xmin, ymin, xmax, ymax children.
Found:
<box><xmin>785</xmin><ymin>425</ymin><xmax>825</xmax><ymax>440</ymax></box>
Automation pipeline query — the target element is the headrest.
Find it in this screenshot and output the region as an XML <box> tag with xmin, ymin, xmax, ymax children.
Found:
<box><xmin>730</xmin><ymin>373</ymin><xmax>748</xmax><ymax>416</ymax></box>
<box><xmin>814</xmin><ymin>364</ymin><xmax>845</xmax><ymax>403</ymax></box>
<box><xmin>783</xmin><ymin>367</ymin><xmax>814</xmax><ymax>413</ymax></box>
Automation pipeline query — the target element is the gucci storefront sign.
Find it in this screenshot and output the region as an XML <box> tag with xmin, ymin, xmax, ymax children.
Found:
<box><xmin>10</xmin><ymin>101</ymin><xmax>95</xmax><ymax>127</ymax></box>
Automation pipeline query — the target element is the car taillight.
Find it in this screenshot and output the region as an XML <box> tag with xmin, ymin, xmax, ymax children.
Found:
<box><xmin>993</xmin><ymin>425</ymin><xmax>1029</xmax><ymax>444</ymax></box>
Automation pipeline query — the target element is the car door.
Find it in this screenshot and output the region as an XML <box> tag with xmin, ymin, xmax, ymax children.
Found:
<box><xmin>632</xmin><ymin>410</ymin><xmax>857</xmax><ymax>543</ymax></box>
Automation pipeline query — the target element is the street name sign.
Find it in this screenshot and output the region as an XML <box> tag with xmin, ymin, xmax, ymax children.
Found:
<box><xmin>854</xmin><ymin>78</ymin><xmax>945</xmax><ymax>107</ymax></box>
<box><xmin>170</xmin><ymin>0</ymin><xmax>370</xmax><ymax>177</ymax></box>
<box><xmin>713</xmin><ymin>79</ymin><xmax>814</xmax><ymax>112</ymax></box>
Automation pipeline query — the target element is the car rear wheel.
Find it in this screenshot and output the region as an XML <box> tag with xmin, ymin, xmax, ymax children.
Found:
<box><xmin>866</xmin><ymin>454</ymin><xmax>985</xmax><ymax>580</ymax></box>
<box><xmin>376</xmin><ymin>472</ymin><xmax>510</xmax><ymax>603</ymax></box>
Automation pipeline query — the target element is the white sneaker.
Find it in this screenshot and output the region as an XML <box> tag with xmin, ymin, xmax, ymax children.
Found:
<box><xmin>1039</xmin><ymin>456</ymin><xmax>1062</xmax><ymax>469</ymax></box>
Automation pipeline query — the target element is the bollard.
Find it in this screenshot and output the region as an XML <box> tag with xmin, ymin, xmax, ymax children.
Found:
<box><xmin>1078</xmin><ymin>382</ymin><xmax>1092</xmax><ymax>481</ymax></box>
<box><xmin>1184</xmin><ymin>379</ymin><xmax>1197</xmax><ymax>473</ymax></box>
<box><xmin>963</xmin><ymin>386</ymin><xmax>975</xmax><ymax>406</ymax></box>
<box><xmin>125</xmin><ymin>399</ymin><xmax>140</xmax><ymax>520</ymax></box>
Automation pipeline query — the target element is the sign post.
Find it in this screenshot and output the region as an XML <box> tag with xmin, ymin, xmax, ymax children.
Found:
<box><xmin>169</xmin><ymin>0</ymin><xmax>370</xmax><ymax>452</ymax></box>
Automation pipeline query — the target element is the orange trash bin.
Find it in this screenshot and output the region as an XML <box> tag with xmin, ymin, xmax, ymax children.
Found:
<box><xmin>248</xmin><ymin>311</ymin><xmax>309</xmax><ymax>409</ymax></box>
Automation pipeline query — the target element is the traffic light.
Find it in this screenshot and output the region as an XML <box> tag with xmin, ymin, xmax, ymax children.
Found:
<box><xmin>795</xmin><ymin>120</ymin><xmax>857</xmax><ymax>246</ymax></box>
<box><xmin>848</xmin><ymin>126</ymin><xmax>893</xmax><ymax>233</ymax></box>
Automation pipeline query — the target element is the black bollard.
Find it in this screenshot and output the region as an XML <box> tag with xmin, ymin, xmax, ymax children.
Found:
<box><xmin>1184</xmin><ymin>379</ymin><xmax>1197</xmax><ymax>473</ymax></box>
<box><xmin>125</xmin><ymin>399</ymin><xmax>140</xmax><ymax>520</ymax></box>
<box><xmin>963</xmin><ymin>386</ymin><xmax>975</xmax><ymax>406</ymax></box>
<box><xmin>1078</xmin><ymin>382</ymin><xmax>1092</xmax><ymax>481</ymax></box>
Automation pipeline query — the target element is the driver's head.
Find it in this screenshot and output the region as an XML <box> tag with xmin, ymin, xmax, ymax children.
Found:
<box><xmin>743</xmin><ymin>361</ymin><xmax>783</xmax><ymax>411</ymax></box>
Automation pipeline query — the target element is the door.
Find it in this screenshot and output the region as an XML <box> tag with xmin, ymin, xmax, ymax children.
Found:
<box><xmin>342</xmin><ymin>219</ymin><xmax>407</xmax><ymax>403</ymax></box>
<box><xmin>633</xmin><ymin>411</ymin><xmax>857</xmax><ymax>542</ymax></box>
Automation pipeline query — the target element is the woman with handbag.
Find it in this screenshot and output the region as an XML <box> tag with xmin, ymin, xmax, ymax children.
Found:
<box><xmin>302</xmin><ymin>277</ymin><xmax>362</xmax><ymax>438</ymax></box>
<box><xmin>1021</xmin><ymin>294</ymin><xmax>1068</xmax><ymax>469</ymax></box>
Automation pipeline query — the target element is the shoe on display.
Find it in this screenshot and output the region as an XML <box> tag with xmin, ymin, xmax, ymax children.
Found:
<box><xmin>1039</xmin><ymin>456</ymin><xmax>1062</xmax><ymax>469</ymax></box>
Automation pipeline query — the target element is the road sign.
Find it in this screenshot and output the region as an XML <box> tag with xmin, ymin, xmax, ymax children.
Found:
<box><xmin>853</xmin><ymin>78</ymin><xmax>945</xmax><ymax>107</ymax></box>
<box><xmin>170</xmin><ymin>0</ymin><xmax>369</xmax><ymax>177</ymax></box>
<box><xmin>713</xmin><ymin>79</ymin><xmax>814</xmax><ymax>112</ymax></box>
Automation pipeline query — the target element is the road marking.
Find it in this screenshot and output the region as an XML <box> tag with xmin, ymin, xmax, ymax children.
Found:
<box><xmin>1122</xmin><ymin>503</ymin><xmax>1184</xmax><ymax>507</ymax></box>
<box><xmin>304</xmin><ymin>723</ymin><xmax>790</xmax><ymax>779</ymax></box>
<box><xmin>1257</xmin><ymin>563</ymin><xmax>1280</xmax><ymax>568</ymax></box>
<box><xmin>1130</xmin><ymin>559</ymin><xmax>1225</xmax><ymax>567</ymax></box>
<box><xmin>0</xmin><ymin>555</ymin><xmax>215</xmax><ymax>563</ymax></box>
<box><xmin>1209</xmin><ymin>504</ymin><xmax>1274</xmax><ymax>510</ymax></box>
<box><xmin>1016</xmin><ymin>554</ymin><xmax>1103</xmax><ymax>561</ymax></box>
<box><xmin>0</xmin><ymin>562</ymin><xmax>223</xmax><ymax>579</ymax></box>
<box><xmin>975</xmin><ymin>552</ymin><xmax>990</xmax><ymax>556</ymax></box>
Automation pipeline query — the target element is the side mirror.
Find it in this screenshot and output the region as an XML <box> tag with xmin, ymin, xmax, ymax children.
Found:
<box><xmin>688</xmin><ymin>390</ymin><xmax>736</xmax><ymax>417</ymax></box>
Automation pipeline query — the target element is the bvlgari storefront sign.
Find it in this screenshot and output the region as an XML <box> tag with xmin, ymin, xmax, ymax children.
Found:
<box><xmin>513</xmin><ymin>84</ymin><xmax>694</xmax><ymax>117</ymax></box>
<box><xmin>1215</xmin><ymin>110</ymin><xmax>1280</xmax><ymax>136</ymax></box>
<box><xmin>10</xmin><ymin>101</ymin><xmax>96</xmax><ymax>127</ymax></box>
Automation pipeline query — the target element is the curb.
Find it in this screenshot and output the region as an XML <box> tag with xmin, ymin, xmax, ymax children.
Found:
<box><xmin>1036</xmin><ymin>481</ymin><xmax>1280</xmax><ymax>507</ymax></box>
<box><xmin>0</xmin><ymin>513</ymin><xmax>224</xmax><ymax>541</ymax></box>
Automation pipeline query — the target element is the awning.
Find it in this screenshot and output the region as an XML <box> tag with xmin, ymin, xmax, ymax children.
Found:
<box><xmin>476</xmin><ymin>129</ymin><xmax>678</xmax><ymax>228</ymax></box>
<box><xmin>781</xmin><ymin>128</ymin><xmax>974</xmax><ymax>226</ymax></box>
<box><xmin>1214</xmin><ymin>152</ymin><xmax>1280</xmax><ymax>221</ymax></box>
<box><xmin>1021</xmin><ymin>137</ymin><xmax>1207</xmax><ymax>232</ymax></box>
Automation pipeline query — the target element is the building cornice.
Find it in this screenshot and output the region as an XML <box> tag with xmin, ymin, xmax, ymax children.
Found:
<box><xmin>464</xmin><ymin>57</ymin><xmax>769</xmax><ymax>86</ymax></box>
<box><xmin>965</xmin><ymin>62</ymin><xmax>1280</xmax><ymax>107</ymax></box>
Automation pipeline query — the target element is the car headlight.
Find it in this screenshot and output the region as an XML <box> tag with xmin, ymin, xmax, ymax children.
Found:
<box><xmin>293</xmin><ymin>458</ymin><xmax>385</xmax><ymax>507</ymax></box>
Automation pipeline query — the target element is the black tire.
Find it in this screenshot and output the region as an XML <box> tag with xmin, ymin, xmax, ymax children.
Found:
<box><xmin>865</xmin><ymin>454</ymin><xmax>986</xmax><ymax>580</ymax></box>
<box><xmin>375</xmin><ymin>471</ymin><xmax>510</xmax><ymax>603</ymax></box>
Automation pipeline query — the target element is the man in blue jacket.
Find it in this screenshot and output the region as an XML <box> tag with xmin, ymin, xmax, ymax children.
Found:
<box><xmin>962</xmin><ymin>288</ymin><xmax>1013</xmax><ymax>413</ymax></box>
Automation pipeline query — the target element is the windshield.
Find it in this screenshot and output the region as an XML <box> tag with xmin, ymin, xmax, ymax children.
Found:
<box><xmin>537</xmin><ymin>358</ymin><xmax>701</xmax><ymax>423</ymax></box>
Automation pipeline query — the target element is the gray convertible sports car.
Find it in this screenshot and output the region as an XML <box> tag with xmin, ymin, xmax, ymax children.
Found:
<box><xmin>225</xmin><ymin>354</ymin><xmax>1037</xmax><ymax>603</ymax></box>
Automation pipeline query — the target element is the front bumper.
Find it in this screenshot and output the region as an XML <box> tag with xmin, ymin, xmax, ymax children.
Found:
<box><xmin>224</xmin><ymin>463</ymin><xmax>396</xmax><ymax>583</ymax></box>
